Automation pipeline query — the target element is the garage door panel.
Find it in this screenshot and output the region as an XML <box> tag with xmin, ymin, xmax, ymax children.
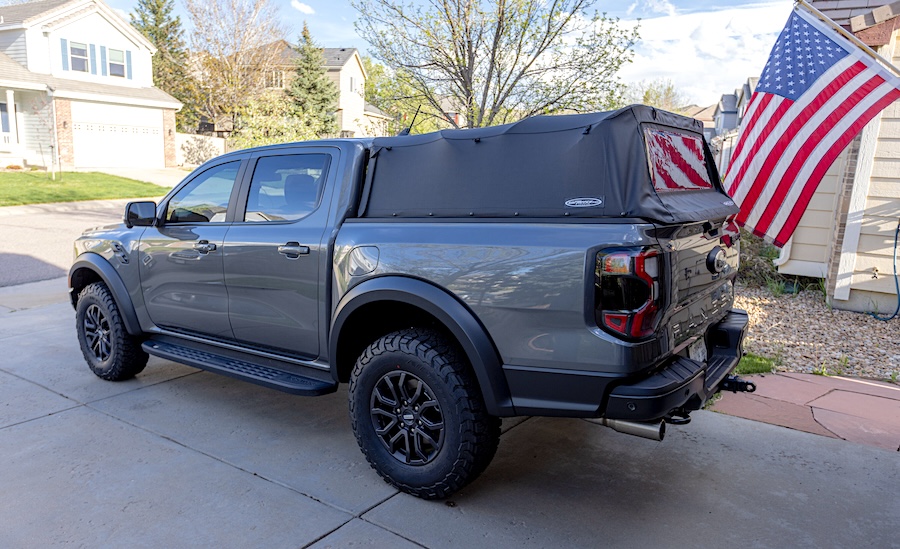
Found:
<box><xmin>70</xmin><ymin>102</ymin><xmax>164</xmax><ymax>168</ymax></box>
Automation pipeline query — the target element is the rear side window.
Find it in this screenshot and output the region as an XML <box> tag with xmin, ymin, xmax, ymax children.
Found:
<box><xmin>244</xmin><ymin>154</ymin><xmax>330</xmax><ymax>222</ymax></box>
<box><xmin>644</xmin><ymin>128</ymin><xmax>713</xmax><ymax>193</ymax></box>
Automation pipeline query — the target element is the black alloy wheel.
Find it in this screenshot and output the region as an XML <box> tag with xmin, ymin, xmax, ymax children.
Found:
<box><xmin>370</xmin><ymin>370</ymin><xmax>445</xmax><ymax>465</ymax></box>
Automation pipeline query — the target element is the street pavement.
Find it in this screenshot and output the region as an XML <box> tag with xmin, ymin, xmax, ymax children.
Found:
<box><xmin>0</xmin><ymin>166</ymin><xmax>182</xmax><ymax>288</ymax></box>
<box><xmin>0</xmin><ymin>281</ymin><xmax>898</xmax><ymax>548</ymax></box>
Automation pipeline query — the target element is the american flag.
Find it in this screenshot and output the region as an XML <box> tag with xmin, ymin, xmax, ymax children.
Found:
<box><xmin>724</xmin><ymin>6</ymin><xmax>900</xmax><ymax>247</ymax></box>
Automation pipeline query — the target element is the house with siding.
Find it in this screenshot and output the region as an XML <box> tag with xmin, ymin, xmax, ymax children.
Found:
<box><xmin>0</xmin><ymin>0</ymin><xmax>181</xmax><ymax>169</ymax></box>
<box><xmin>769</xmin><ymin>0</ymin><xmax>900</xmax><ymax>313</ymax></box>
<box><xmin>265</xmin><ymin>42</ymin><xmax>392</xmax><ymax>138</ymax></box>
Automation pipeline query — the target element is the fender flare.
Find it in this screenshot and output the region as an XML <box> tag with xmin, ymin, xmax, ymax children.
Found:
<box><xmin>330</xmin><ymin>276</ymin><xmax>515</xmax><ymax>416</ymax></box>
<box><xmin>69</xmin><ymin>253</ymin><xmax>142</xmax><ymax>336</ymax></box>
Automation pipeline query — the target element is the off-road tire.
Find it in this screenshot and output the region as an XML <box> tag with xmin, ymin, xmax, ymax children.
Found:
<box><xmin>349</xmin><ymin>328</ymin><xmax>501</xmax><ymax>499</ymax></box>
<box><xmin>75</xmin><ymin>282</ymin><xmax>148</xmax><ymax>381</ymax></box>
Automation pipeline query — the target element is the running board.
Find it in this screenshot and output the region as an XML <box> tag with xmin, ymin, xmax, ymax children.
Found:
<box><xmin>143</xmin><ymin>340</ymin><xmax>337</xmax><ymax>396</ymax></box>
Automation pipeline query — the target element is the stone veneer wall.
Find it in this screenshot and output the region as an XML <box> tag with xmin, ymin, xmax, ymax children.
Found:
<box><xmin>54</xmin><ymin>98</ymin><xmax>73</xmax><ymax>168</ymax></box>
<box><xmin>163</xmin><ymin>109</ymin><xmax>176</xmax><ymax>167</ymax></box>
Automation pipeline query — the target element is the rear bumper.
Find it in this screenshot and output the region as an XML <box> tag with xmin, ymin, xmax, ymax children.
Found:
<box><xmin>603</xmin><ymin>308</ymin><xmax>749</xmax><ymax>421</ymax></box>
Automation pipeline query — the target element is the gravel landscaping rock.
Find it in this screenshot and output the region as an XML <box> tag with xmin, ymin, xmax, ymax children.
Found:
<box><xmin>734</xmin><ymin>286</ymin><xmax>900</xmax><ymax>382</ymax></box>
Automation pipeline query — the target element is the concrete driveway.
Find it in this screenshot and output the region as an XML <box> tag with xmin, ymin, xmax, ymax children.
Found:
<box><xmin>0</xmin><ymin>287</ymin><xmax>898</xmax><ymax>548</ymax></box>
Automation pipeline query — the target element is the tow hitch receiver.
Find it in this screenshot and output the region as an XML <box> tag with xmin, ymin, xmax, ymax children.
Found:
<box><xmin>719</xmin><ymin>375</ymin><xmax>757</xmax><ymax>393</ymax></box>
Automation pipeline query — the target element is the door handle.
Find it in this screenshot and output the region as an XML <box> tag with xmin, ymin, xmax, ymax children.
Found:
<box><xmin>193</xmin><ymin>240</ymin><xmax>216</xmax><ymax>254</ymax></box>
<box><xmin>278</xmin><ymin>242</ymin><xmax>310</xmax><ymax>259</ymax></box>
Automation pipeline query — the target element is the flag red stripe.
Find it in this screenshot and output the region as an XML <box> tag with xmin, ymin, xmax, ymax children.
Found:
<box><xmin>753</xmin><ymin>73</ymin><xmax>887</xmax><ymax>235</ymax></box>
<box><xmin>724</xmin><ymin>92</ymin><xmax>770</xmax><ymax>183</ymax></box>
<box><xmin>735</xmin><ymin>61</ymin><xmax>867</xmax><ymax>225</ymax></box>
<box><xmin>727</xmin><ymin>97</ymin><xmax>793</xmax><ymax>200</ymax></box>
<box><xmin>772</xmin><ymin>86</ymin><xmax>900</xmax><ymax>245</ymax></box>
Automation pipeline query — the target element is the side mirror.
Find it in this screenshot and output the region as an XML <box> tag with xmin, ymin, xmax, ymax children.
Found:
<box><xmin>125</xmin><ymin>201</ymin><xmax>157</xmax><ymax>228</ymax></box>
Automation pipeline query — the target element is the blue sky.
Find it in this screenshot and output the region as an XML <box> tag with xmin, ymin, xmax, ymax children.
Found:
<box><xmin>103</xmin><ymin>0</ymin><xmax>795</xmax><ymax>106</ymax></box>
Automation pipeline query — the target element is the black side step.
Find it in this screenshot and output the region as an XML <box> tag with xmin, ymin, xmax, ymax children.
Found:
<box><xmin>143</xmin><ymin>340</ymin><xmax>337</xmax><ymax>396</ymax></box>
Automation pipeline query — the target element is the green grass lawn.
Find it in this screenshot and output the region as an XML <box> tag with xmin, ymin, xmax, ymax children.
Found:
<box><xmin>735</xmin><ymin>353</ymin><xmax>776</xmax><ymax>376</ymax></box>
<box><xmin>0</xmin><ymin>171</ymin><xmax>167</xmax><ymax>207</ymax></box>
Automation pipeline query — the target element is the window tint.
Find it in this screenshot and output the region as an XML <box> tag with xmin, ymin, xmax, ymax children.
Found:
<box><xmin>244</xmin><ymin>154</ymin><xmax>330</xmax><ymax>222</ymax></box>
<box><xmin>166</xmin><ymin>161</ymin><xmax>241</xmax><ymax>223</ymax></box>
<box><xmin>70</xmin><ymin>41</ymin><xmax>88</xmax><ymax>72</ymax></box>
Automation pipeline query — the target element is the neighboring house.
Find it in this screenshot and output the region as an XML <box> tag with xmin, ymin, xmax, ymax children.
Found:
<box><xmin>711</xmin><ymin>78</ymin><xmax>758</xmax><ymax>173</ymax></box>
<box><xmin>713</xmin><ymin>92</ymin><xmax>739</xmax><ymax>137</ymax></box>
<box><xmin>682</xmin><ymin>103</ymin><xmax>717</xmax><ymax>141</ymax></box>
<box><xmin>265</xmin><ymin>41</ymin><xmax>390</xmax><ymax>137</ymax></box>
<box><xmin>0</xmin><ymin>0</ymin><xmax>181</xmax><ymax>169</ymax></box>
<box><xmin>754</xmin><ymin>1</ymin><xmax>900</xmax><ymax>313</ymax></box>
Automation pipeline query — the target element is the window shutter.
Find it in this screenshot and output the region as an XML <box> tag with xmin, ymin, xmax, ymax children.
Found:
<box><xmin>89</xmin><ymin>44</ymin><xmax>97</xmax><ymax>75</ymax></box>
<box><xmin>61</xmin><ymin>38</ymin><xmax>69</xmax><ymax>71</ymax></box>
<box><xmin>125</xmin><ymin>50</ymin><xmax>132</xmax><ymax>80</ymax></box>
<box><xmin>100</xmin><ymin>46</ymin><xmax>107</xmax><ymax>76</ymax></box>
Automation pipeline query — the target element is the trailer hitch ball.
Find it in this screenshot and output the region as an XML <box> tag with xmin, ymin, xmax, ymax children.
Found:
<box><xmin>720</xmin><ymin>375</ymin><xmax>757</xmax><ymax>393</ymax></box>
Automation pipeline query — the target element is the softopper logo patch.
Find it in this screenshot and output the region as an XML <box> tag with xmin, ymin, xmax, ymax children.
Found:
<box><xmin>565</xmin><ymin>197</ymin><xmax>603</xmax><ymax>208</ymax></box>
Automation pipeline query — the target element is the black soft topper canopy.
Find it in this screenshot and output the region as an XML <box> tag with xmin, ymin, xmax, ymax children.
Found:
<box><xmin>361</xmin><ymin>105</ymin><xmax>738</xmax><ymax>224</ymax></box>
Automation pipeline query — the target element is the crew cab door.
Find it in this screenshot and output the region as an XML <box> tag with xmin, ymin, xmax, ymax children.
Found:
<box><xmin>139</xmin><ymin>158</ymin><xmax>247</xmax><ymax>338</ymax></box>
<box><xmin>222</xmin><ymin>149</ymin><xmax>336</xmax><ymax>358</ymax></box>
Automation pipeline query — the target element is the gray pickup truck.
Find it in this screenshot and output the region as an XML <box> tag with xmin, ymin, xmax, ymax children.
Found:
<box><xmin>70</xmin><ymin>105</ymin><xmax>751</xmax><ymax>499</ymax></box>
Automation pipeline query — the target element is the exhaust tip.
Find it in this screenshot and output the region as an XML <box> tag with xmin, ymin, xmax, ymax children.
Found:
<box><xmin>593</xmin><ymin>418</ymin><xmax>666</xmax><ymax>441</ymax></box>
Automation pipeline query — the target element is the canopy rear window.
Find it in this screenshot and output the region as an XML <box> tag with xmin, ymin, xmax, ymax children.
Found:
<box><xmin>644</xmin><ymin>128</ymin><xmax>714</xmax><ymax>193</ymax></box>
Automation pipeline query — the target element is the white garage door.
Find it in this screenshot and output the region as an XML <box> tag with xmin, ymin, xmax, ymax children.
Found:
<box><xmin>71</xmin><ymin>102</ymin><xmax>165</xmax><ymax>168</ymax></box>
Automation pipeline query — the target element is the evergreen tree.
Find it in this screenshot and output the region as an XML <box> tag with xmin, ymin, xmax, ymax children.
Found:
<box><xmin>131</xmin><ymin>0</ymin><xmax>203</xmax><ymax>131</ymax></box>
<box><xmin>286</xmin><ymin>23</ymin><xmax>339</xmax><ymax>137</ymax></box>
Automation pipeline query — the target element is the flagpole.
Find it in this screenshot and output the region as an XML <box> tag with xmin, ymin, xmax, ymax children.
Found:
<box><xmin>795</xmin><ymin>0</ymin><xmax>900</xmax><ymax>77</ymax></box>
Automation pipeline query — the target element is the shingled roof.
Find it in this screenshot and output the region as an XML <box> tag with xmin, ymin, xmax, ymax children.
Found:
<box><xmin>0</xmin><ymin>0</ymin><xmax>77</xmax><ymax>26</ymax></box>
<box><xmin>809</xmin><ymin>0</ymin><xmax>899</xmax><ymax>29</ymax></box>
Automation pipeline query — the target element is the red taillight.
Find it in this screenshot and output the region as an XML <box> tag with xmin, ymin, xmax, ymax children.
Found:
<box><xmin>595</xmin><ymin>247</ymin><xmax>663</xmax><ymax>339</ymax></box>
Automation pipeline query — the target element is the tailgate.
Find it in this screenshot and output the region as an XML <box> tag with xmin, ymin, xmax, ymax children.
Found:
<box><xmin>653</xmin><ymin>221</ymin><xmax>739</xmax><ymax>348</ymax></box>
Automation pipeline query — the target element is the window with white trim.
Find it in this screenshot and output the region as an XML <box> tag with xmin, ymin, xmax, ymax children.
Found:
<box><xmin>266</xmin><ymin>70</ymin><xmax>284</xmax><ymax>89</ymax></box>
<box><xmin>0</xmin><ymin>103</ymin><xmax>9</xmax><ymax>133</ymax></box>
<box><xmin>109</xmin><ymin>49</ymin><xmax>126</xmax><ymax>78</ymax></box>
<box><xmin>70</xmin><ymin>42</ymin><xmax>89</xmax><ymax>72</ymax></box>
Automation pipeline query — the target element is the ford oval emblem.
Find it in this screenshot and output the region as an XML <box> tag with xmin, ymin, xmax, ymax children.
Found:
<box><xmin>565</xmin><ymin>197</ymin><xmax>603</xmax><ymax>208</ymax></box>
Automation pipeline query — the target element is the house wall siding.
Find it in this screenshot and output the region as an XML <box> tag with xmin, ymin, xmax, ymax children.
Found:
<box><xmin>0</xmin><ymin>31</ymin><xmax>27</xmax><ymax>66</ymax></box>
<box><xmin>46</xmin><ymin>13</ymin><xmax>153</xmax><ymax>87</ymax></box>
<box><xmin>840</xmin><ymin>30</ymin><xmax>900</xmax><ymax>313</ymax></box>
<box><xmin>19</xmin><ymin>92</ymin><xmax>55</xmax><ymax>167</ymax></box>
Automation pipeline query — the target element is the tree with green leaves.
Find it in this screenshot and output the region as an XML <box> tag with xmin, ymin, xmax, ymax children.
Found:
<box><xmin>362</xmin><ymin>57</ymin><xmax>443</xmax><ymax>135</ymax></box>
<box><xmin>229</xmin><ymin>90</ymin><xmax>319</xmax><ymax>149</ymax></box>
<box><xmin>353</xmin><ymin>0</ymin><xmax>639</xmax><ymax>129</ymax></box>
<box><xmin>131</xmin><ymin>0</ymin><xmax>203</xmax><ymax>131</ymax></box>
<box><xmin>286</xmin><ymin>23</ymin><xmax>340</xmax><ymax>137</ymax></box>
<box><xmin>626</xmin><ymin>78</ymin><xmax>689</xmax><ymax>114</ymax></box>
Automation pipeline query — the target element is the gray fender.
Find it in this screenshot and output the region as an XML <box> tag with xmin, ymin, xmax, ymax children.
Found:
<box><xmin>69</xmin><ymin>253</ymin><xmax>142</xmax><ymax>336</ymax></box>
<box><xmin>330</xmin><ymin>276</ymin><xmax>515</xmax><ymax>416</ymax></box>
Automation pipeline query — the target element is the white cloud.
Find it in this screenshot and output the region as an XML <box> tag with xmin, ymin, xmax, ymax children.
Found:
<box><xmin>291</xmin><ymin>0</ymin><xmax>315</xmax><ymax>15</ymax></box>
<box><xmin>620</xmin><ymin>1</ymin><xmax>793</xmax><ymax>105</ymax></box>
